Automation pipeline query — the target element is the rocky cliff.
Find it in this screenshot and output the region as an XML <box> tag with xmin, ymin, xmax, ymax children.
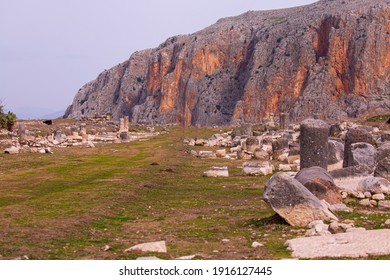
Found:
<box><xmin>64</xmin><ymin>0</ymin><xmax>390</xmax><ymax>126</ymax></box>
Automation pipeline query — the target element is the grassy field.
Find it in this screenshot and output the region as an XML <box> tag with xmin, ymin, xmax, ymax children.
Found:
<box><xmin>0</xmin><ymin>125</ymin><xmax>389</xmax><ymax>260</ymax></box>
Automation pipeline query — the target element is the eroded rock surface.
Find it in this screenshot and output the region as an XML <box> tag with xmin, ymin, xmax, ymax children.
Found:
<box><xmin>65</xmin><ymin>0</ymin><xmax>390</xmax><ymax>126</ymax></box>
<box><xmin>285</xmin><ymin>229</ymin><xmax>390</xmax><ymax>259</ymax></box>
<box><xmin>263</xmin><ymin>173</ymin><xmax>338</xmax><ymax>227</ymax></box>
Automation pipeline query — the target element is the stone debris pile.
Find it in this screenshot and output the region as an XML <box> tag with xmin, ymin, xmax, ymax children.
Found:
<box><xmin>2</xmin><ymin>117</ymin><xmax>160</xmax><ymax>154</ymax></box>
<box><xmin>262</xmin><ymin>118</ymin><xmax>390</xmax><ymax>226</ymax></box>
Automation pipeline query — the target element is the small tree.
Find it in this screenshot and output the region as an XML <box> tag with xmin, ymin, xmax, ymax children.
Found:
<box><xmin>5</xmin><ymin>111</ymin><xmax>16</xmax><ymax>131</ymax></box>
<box><xmin>0</xmin><ymin>102</ymin><xmax>5</xmax><ymax>128</ymax></box>
<box><xmin>0</xmin><ymin>101</ymin><xmax>17</xmax><ymax>131</ymax></box>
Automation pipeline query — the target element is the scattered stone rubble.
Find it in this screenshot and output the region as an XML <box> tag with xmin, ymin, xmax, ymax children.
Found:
<box><xmin>184</xmin><ymin>116</ymin><xmax>390</xmax><ymax>258</ymax></box>
<box><xmin>2</xmin><ymin>117</ymin><xmax>160</xmax><ymax>154</ymax></box>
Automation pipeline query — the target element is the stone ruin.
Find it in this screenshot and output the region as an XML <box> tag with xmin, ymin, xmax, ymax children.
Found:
<box><xmin>2</xmin><ymin>116</ymin><xmax>160</xmax><ymax>155</ymax></box>
<box><xmin>183</xmin><ymin>114</ymin><xmax>390</xmax><ymax>257</ymax></box>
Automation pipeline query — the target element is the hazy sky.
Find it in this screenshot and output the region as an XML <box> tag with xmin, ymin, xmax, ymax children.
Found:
<box><xmin>0</xmin><ymin>0</ymin><xmax>317</xmax><ymax>118</ymax></box>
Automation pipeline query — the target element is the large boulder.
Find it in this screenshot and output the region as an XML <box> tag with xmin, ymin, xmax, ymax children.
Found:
<box><xmin>343</xmin><ymin>128</ymin><xmax>373</xmax><ymax>168</ymax></box>
<box><xmin>264</xmin><ymin>173</ymin><xmax>338</xmax><ymax>227</ymax></box>
<box><xmin>375</xmin><ymin>158</ymin><xmax>390</xmax><ymax>181</ymax></box>
<box><xmin>295</xmin><ymin>167</ymin><xmax>342</xmax><ymax>205</ymax></box>
<box><xmin>330</xmin><ymin>165</ymin><xmax>374</xmax><ymax>194</ymax></box>
<box><xmin>376</xmin><ymin>143</ymin><xmax>390</xmax><ymax>162</ymax></box>
<box><xmin>347</xmin><ymin>142</ymin><xmax>376</xmax><ymax>169</ymax></box>
<box><xmin>359</xmin><ymin>177</ymin><xmax>390</xmax><ymax>195</ymax></box>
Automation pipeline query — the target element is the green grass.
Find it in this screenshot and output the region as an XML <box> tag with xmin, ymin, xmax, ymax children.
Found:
<box><xmin>366</xmin><ymin>114</ymin><xmax>390</xmax><ymax>123</ymax></box>
<box><xmin>1</xmin><ymin>125</ymin><xmax>389</xmax><ymax>260</ymax></box>
<box><xmin>0</xmin><ymin>126</ymin><xmax>286</xmax><ymax>260</ymax></box>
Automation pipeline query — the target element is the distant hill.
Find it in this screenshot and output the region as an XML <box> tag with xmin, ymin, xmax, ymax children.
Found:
<box><xmin>14</xmin><ymin>107</ymin><xmax>65</xmax><ymax>120</ymax></box>
<box><xmin>65</xmin><ymin>0</ymin><xmax>390</xmax><ymax>126</ymax></box>
<box><xmin>41</xmin><ymin>110</ymin><xmax>65</xmax><ymax>120</ymax></box>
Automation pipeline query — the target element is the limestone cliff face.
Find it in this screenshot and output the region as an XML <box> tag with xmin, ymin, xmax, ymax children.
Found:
<box><xmin>65</xmin><ymin>0</ymin><xmax>390</xmax><ymax>126</ymax></box>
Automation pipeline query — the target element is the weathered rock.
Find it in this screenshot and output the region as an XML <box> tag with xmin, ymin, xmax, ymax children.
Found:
<box><xmin>136</xmin><ymin>256</ymin><xmax>162</xmax><ymax>260</ymax></box>
<box><xmin>353</xmin><ymin>192</ymin><xmax>365</xmax><ymax>199</ymax></box>
<box><xmin>203</xmin><ymin>166</ymin><xmax>229</xmax><ymax>177</ymax></box>
<box><xmin>119</xmin><ymin>118</ymin><xmax>125</xmax><ymax>132</ymax></box>
<box><xmin>328</xmin><ymin>222</ymin><xmax>354</xmax><ymax>234</ymax></box>
<box><xmin>279</xmin><ymin>113</ymin><xmax>288</xmax><ymax>130</ymax></box>
<box><xmin>295</xmin><ymin>166</ymin><xmax>342</xmax><ymax>205</ymax></box>
<box><xmin>123</xmin><ymin>116</ymin><xmax>129</xmax><ymax>131</ymax></box>
<box><xmin>347</xmin><ymin>142</ymin><xmax>376</xmax><ymax>169</ymax></box>
<box><xmin>288</xmin><ymin>142</ymin><xmax>300</xmax><ymax>154</ymax></box>
<box><xmin>195</xmin><ymin>139</ymin><xmax>208</xmax><ymax>146</ymax></box>
<box><xmin>305</xmin><ymin>220</ymin><xmax>331</xmax><ymax>237</ymax></box>
<box><xmin>279</xmin><ymin>164</ymin><xmax>299</xmax><ymax>172</ymax></box>
<box><xmin>241</xmin><ymin>124</ymin><xmax>252</xmax><ymax>137</ymax></box>
<box><xmin>328</xmin><ymin>203</ymin><xmax>353</xmax><ymax>213</ymax></box>
<box><xmin>231</xmin><ymin>129</ymin><xmax>241</xmax><ymax>139</ymax></box>
<box><xmin>330</xmin><ymin>165</ymin><xmax>374</xmax><ymax>193</ymax></box>
<box><xmin>101</xmin><ymin>245</ymin><xmax>111</xmax><ymax>252</ymax></box>
<box><xmin>198</xmin><ymin>151</ymin><xmax>216</xmax><ymax>158</ymax></box>
<box><xmin>4</xmin><ymin>146</ymin><xmax>20</xmax><ymax>154</ymax></box>
<box><xmin>272</xmin><ymin>138</ymin><xmax>289</xmax><ymax>152</ymax></box>
<box><xmin>359</xmin><ymin>177</ymin><xmax>390</xmax><ymax>195</ymax></box>
<box><xmin>327</xmin><ymin>140</ymin><xmax>344</xmax><ymax>165</ymax></box>
<box><xmin>330</xmin><ymin>164</ymin><xmax>373</xmax><ymax>179</ymax></box>
<box><xmin>215</xmin><ymin>149</ymin><xmax>227</xmax><ymax>158</ymax></box>
<box><xmin>175</xmin><ymin>255</ymin><xmax>197</xmax><ymax>260</ymax></box>
<box><xmin>124</xmin><ymin>241</ymin><xmax>167</xmax><ymax>253</ymax></box>
<box><xmin>253</xmin><ymin>149</ymin><xmax>269</xmax><ymax>160</ymax></box>
<box><xmin>267</xmin><ymin>113</ymin><xmax>275</xmax><ymax>127</ymax></box>
<box><xmin>237</xmin><ymin>150</ymin><xmax>252</xmax><ymax>160</ymax></box>
<box><xmin>252</xmin><ymin>131</ymin><xmax>263</xmax><ymax>137</ymax></box>
<box><xmin>262</xmin><ymin>144</ymin><xmax>273</xmax><ymax>154</ymax></box>
<box><xmin>359</xmin><ymin>199</ymin><xmax>371</xmax><ymax>206</ymax></box>
<box><xmin>277</xmin><ymin>151</ymin><xmax>289</xmax><ymax>163</ymax></box>
<box><xmin>376</xmin><ymin>143</ymin><xmax>390</xmax><ymax>162</ymax></box>
<box><xmin>375</xmin><ymin>158</ymin><xmax>390</xmax><ymax>181</ymax></box>
<box><xmin>372</xmin><ymin>193</ymin><xmax>385</xmax><ymax>200</ymax></box>
<box><xmin>285</xmin><ymin>229</ymin><xmax>390</xmax><ymax>259</ymax></box>
<box><xmin>287</xmin><ymin>154</ymin><xmax>300</xmax><ymax>164</ymax></box>
<box><xmin>251</xmin><ymin>241</ymin><xmax>264</xmax><ymax>248</ymax></box>
<box><xmin>18</xmin><ymin>124</ymin><xmax>26</xmax><ymax>140</ymax></box>
<box><xmin>243</xmin><ymin>161</ymin><xmax>274</xmax><ymax>176</ymax></box>
<box><xmin>300</xmin><ymin>119</ymin><xmax>329</xmax><ymax>170</ymax></box>
<box><xmin>65</xmin><ymin>1</ymin><xmax>390</xmax><ymax>126</ymax></box>
<box><xmin>364</xmin><ymin>191</ymin><xmax>372</xmax><ymax>198</ymax></box>
<box><xmin>381</xmin><ymin>133</ymin><xmax>390</xmax><ymax>143</ymax></box>
<box><xmin>378</xmin><ymin>200</ymin><xmax>390</xmax><ymax>209</ymax></box>
<box><xmin>329</xmin><ymin>124</ymin><xmax>342</xmax><ymax>137</ymax></box>
<box><xmin>246</xmin><ymin>137</ymin><xmax>260</xmax><ymax>153</ymax></box>
<box><xmin>120</xmin><ymin>131</ymin><xmax>130</xmax><ymax>141</ymax></box>
<box><xmin>263</xmin><ymin>172</ymin><xmax>338</xmax><ymax>227</ymax></box>
<box><xmin>85</xmin><ymin>141</ymin><xmax>95</xmax><ymax>148</ymax></box>
<box><xmin>343</xmin><ymin>128</ymin><xmax>373</xmax><ymax>168</ymax></box>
